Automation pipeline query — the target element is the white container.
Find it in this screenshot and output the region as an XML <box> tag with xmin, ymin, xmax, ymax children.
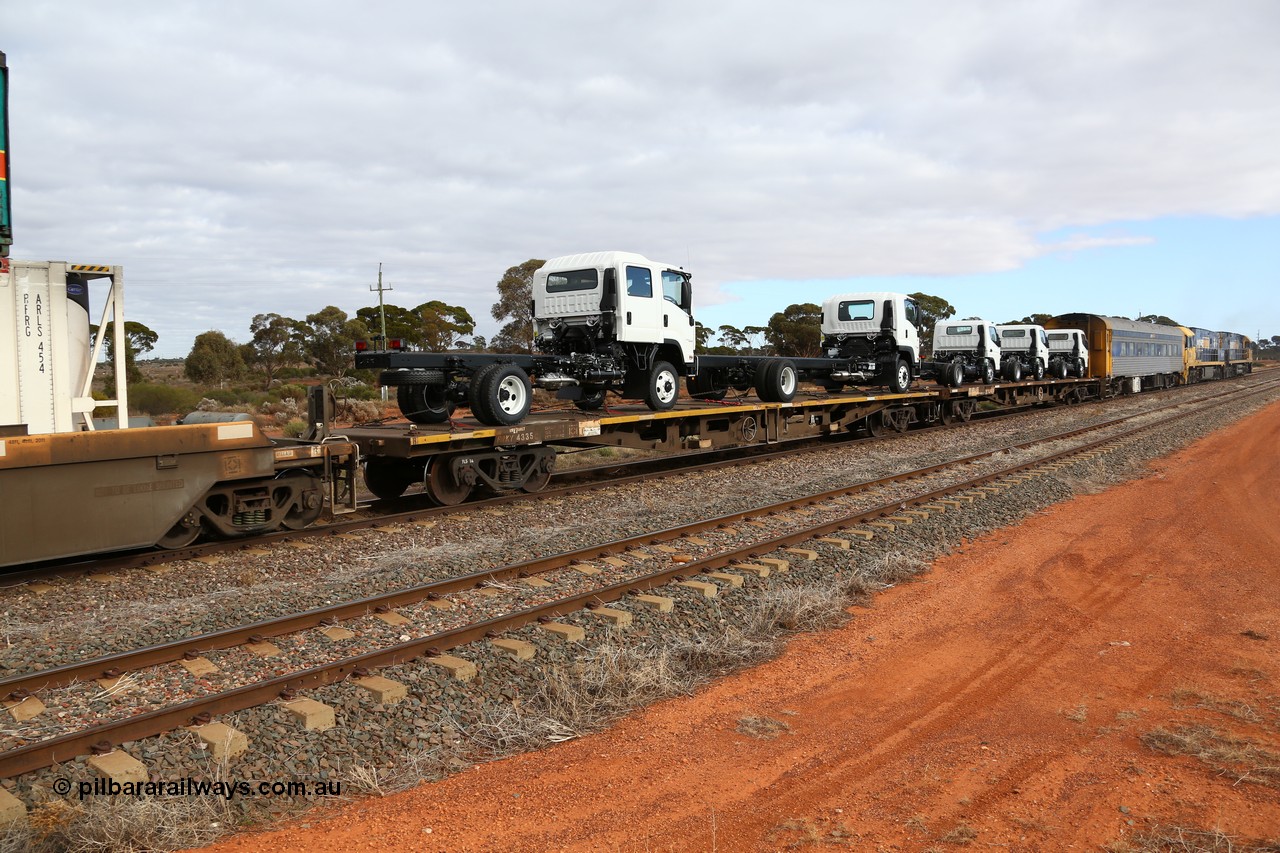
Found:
<box><xmin>0</xmin><ymin>260</ymin><xmax>94</xmax><ymax>433</ymax></box>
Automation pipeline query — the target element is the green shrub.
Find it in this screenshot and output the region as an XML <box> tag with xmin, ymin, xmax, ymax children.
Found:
<box><xmin>127</xmin><ymin>383</ymin><xmax>203</xmax><ymax>416</ymax></box>
<box><xmin>283</xmin><ymin>419</ymin><xmax>308</xmax><ymax>438</ymax></box>
<box><xmin>275</xmin><ymin>383</ymin><xmax>309</xmax><ymax>402</ymax></box>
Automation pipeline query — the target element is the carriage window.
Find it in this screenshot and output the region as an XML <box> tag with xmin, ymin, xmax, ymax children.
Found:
<box><xmin>546</xmin><ymin>268</ymin><xmax>599</xmax><ymax>293</ymax></box>
<box><xmin>838</xmin><ymin>300</ymin><xmax>875</xmax><ymax>322</ymax></box>
<box><xmin>945</xmin><ymin>325</ymin><xmax>974</xmax><ymax>336</ymax></box>
<box><xmin>626</xmin><ymin>266</ymin><xmax>653</xmax><ymax>298</ymax></box>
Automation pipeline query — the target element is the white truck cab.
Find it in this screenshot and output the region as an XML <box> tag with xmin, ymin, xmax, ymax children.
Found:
<box><xmin>820</xmin><ymin>292</ymin><xmax>921</xmax><ymax>392</ymax></box>
<box><xmin>533</xmin><ymin>251</ymin><xmax>696</xmax><ymax>367</ymax></box>
<box><xmin>931</xmin><ymin>319</ymin><xmax>1002</xmax><ymax>385</ymax></box>
<box><xmin>994</xmin><ymin>324</ymin><xmax>1049</xmax><ymax>381</ymax></box>
<box><xmin>1045</xmin><ymin>328</ymin><xmax>1089</xmax><ymax>377</ymax></box>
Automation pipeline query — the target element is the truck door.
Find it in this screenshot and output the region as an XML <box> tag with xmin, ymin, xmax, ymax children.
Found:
<box><xmin>616</xmin><ymin>263</ymin><xmax>665</xmax><ymax>346</ymax></box>
<box><xmin>661</xmin><ymin>268</ymin><xmax>696</xmax><ymax>362</ymax></box>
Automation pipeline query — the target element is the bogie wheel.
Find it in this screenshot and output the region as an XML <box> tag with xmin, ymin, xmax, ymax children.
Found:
<box><xmin>574</xmin><ymin>388</ymin><xmax>607</xmax><ymax>411</ymax></box>
<box><xmin>888</xmin><ymin>359</ymin><xmax>912</xmax><ymax>394</ymax></box>
<box><xmin>521</xmin><ymin>456</ymin><xmax>554</xmax><ymax>493</ymax></box>
<box><xmin>471</xmin><ymin>363</ymin><xmax>532</xmax><ymax>425</ymax></box>
<box><xmin>276</xmin><ymin>470</ymin><xmax>324</xmax><ymax>530</ymax></box>
<box><xmin>981</xmin><ymin>360</ymin><xmax>996</xmax><ymax>384</ymax></box>
<box><xmin>643</xmin><ymin>360</ymin><xmax>680</xmax><ymax>410</ymax></box>
<box><xmin>157</xmin><ymin>512</ymin><xmax>202</xmax><ymax>549</ymax></box>
<box><xmin>764</xmin><ymin>359</ymin><xmax>798</xmax><ymax>403</ymax></box>
<box><xmin>940</xmin><ymin>404</ymin><xmax>955</xmax><ymax>425</ymax></box>
<box><xmin>1033</xmin><ymin>360</ymin><xmax>1046</xmax><ymax>381</ymax></box>
<box><xmin>426</xmin><ymin>457</ymin><xmax>473</xmax><ymax>506</ymax></box>
<box><xmin>864</xmin><ymin>412</ymin><xmax>887</xmax><ymax>437</ymax></box>
<box><xmin>945</xmin><ymin>360</ymin><xmax>964</xmax><ymax>388</ymax></box>
<box><xmin>953</xmin><ymin>400</ymin><xmax>974</xmax><ymax>422</ymax></box>
<box><xmin>364</xmin><ymin>458</ymin><xmax>420</xmax><ymax>501</ymax></box>
<box><xmin>397</xmin><ymin>383</ymin><xmax>455</xmax><ymax>424</ymax></box>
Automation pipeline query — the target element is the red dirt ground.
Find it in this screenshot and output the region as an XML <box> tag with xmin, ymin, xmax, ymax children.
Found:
<box><xmin>200</xmin><ymin>400</ymin><xmax>1280</xmax><ymax>852</ymax></box>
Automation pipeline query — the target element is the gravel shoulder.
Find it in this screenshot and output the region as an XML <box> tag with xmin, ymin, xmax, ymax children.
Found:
<box><xmin>182</xmin><ymin>393</ymin><xmax>1280</xmax><ymax>851</ymax></box>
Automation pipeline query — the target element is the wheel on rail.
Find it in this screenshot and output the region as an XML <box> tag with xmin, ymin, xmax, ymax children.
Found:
<box><xmin>397</xmin><ymin>382</ymin><xmax>454</xmax><ymax>424</ymax></box>
<box><xmin>275</xmin><ymin>470</ymin><xmax>324</xmax><ymax>530</ymax></box>
<box><xmin>574</xmin><ymin>388</ymin><xmax>607</xmax><ymax>411</ymax></box>
<box><xmin>944</xmin><ymin>360</ymin><xmax>964</xmax><ymax>388</ymax></box>
<box><xmin>888</xmin><ymin>358</ymin><xmax>912</xmax><ymax>394</ymax></box>
<box><xmin>980</xmin><ymin>359</ymin><xmax>996</xmax><ymax>384</ymax></box>
<box><xmin>157</xmin><ymin>512</ymin><xmax>202</xmax><ymax>549</ymax></box>
<box><xmin>426</xmin><ymin>457</ymin><xmax>473</xmax><ymax>506</ymax></box>
<box><xmin>521</xmin><ymin>465</ymin><xmax>553</xmax><ymax>493</ymax></box>
<box><xmin>643</xmin><ymin>360</ymin><xmax>680</xmax><ymax>411</ymax></box>
<box><xmin>939</xmin><ymin>403</ymin><xmax>955</xmax><ymax>425</ymax></box>
<box><xmin>364</xmin><ymin>457</ymin><xmax>420</xmax><ymax>501</ymax></box>
<box><xmin>864</xmin><ymin>412</ymin><xmax>887</xmax><ymax>437</ymax></box>
<box><xmin>470</xmin><ymin>363</ymin><xmax>532</xmax><ymax>426</ymax></box>
<box><xmin>761</xmin><ymin>359</ymin><xmax>798</xmax><ymax>403</ymax></box>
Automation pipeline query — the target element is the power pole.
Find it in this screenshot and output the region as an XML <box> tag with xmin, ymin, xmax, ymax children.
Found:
<box><xmin>370</xmin><ymin>263</ymin><xmax>392</xmax><ymax>401</ymax></box>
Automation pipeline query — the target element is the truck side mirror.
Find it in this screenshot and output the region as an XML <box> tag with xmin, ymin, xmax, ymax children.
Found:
<box><xmin>681</xmin><ymin>280</ymin><xmax>692</xmax><ymax>311</ymax></box>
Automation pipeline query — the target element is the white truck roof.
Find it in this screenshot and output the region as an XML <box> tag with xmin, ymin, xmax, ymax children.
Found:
<box><xmin>539</xmin><ymin>251</ymin><xmax>684</xmax><ymax>273</ymax></box>
<box><xmin>821</xmin><ymin>292</ymin><xmax>908</xmax><ymax>336</ymax></box>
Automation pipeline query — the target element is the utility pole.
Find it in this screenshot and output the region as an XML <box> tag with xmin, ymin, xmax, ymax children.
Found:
<box><xmin>370</xmin><ymin>263</ymin><xmax>392</xmax><ymax>401</ymax></box>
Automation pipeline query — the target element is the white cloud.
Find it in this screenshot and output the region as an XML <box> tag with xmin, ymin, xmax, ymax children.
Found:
<box><xmin>5</xmin><ymin>0</ymin><xmax>1279</xmax><ymax>353</ymax></box>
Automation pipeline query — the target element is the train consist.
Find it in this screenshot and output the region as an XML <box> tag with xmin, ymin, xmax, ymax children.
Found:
<box><xmin>0</xmin><ymin>50</ymin><xmax>1258</xmax><ymax>568</ymax></box>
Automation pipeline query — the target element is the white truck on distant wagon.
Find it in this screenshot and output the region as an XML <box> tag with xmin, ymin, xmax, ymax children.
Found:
<box><xmin>1045</xmin><ymin>328</ymin><xmax>1089</xmax><ymax>377</ymax></box>
<box><xmin>929</xmin><ymin>319</ymin><xmax>1002</xmax><ymax>386</ymax></box>
<box><xmin>994</xmin><ymin>324</ymin><xmax>1050</xmax><ymax>381</ymax></box>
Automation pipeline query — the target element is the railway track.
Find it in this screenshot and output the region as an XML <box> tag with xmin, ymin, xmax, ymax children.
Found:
<box><xmin>5</xmin><ymin>374</ymin><xmax>1267</xmax><ymax>584</ymax></box>
<box><xmin>2</xmin><ymin>374</ymin><xmax>1276</xmax><ymax>780</ymax></box>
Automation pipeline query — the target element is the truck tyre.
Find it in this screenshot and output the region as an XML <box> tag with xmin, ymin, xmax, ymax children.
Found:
<box><xmin>686</xmin><ymin>372</ymin><xmax>727</xmax><ymax>401</ymax></box>
<box><xmin>888</xmin><ymin>358</ymin><xmax>912</xmax><ymax>394</ymax></box>
<box><xmin>752</xmin><ymin>360</ymin><xmax>774</xmax><ymax>401</ymax></box>
<box><xmin>643</xmin><ymin>361</ymin><xmax>680</xmax><ymax>411</ymax></box>
<box><xmin>379</xmin><ymin>368</ymin><xmax>445</xmax><ymax>387</ymax></box>
<box><xmin>471</xmin><ymin>363</ymin><xmax>532</xmax><ymax>425</ymax></box>
<box><xmin>574</xmin><ymin>388</ymin><xmax>606</xmax><ymax>411</ymax></box>
<box><xmin>397</xmin><ymin>383</ymin><xmax>454</xmax><ymax>424</ymax></box>
<box><xmin>944</xmin><ymin>360</ymin><xmax>964</xmax><ymax>388</ymax></box>
<box><xmin>1052</xmin><ymin>360</ymin><xmax>1069</xmax><ymax>379</ymax></box>
<box><xmin>762</xmin><ymin>359</ymin><xmax>798</xmax><ymax>403</ymax></box>
<box><xmin>1004</xmin><ymin>359</ymin><xmax>1022</xmax><ymax>382</ymax></box>
<box><xmin>980</xmin><ymin>359</ymin><xmax>995</xmax><ymax>384</ymax></box>
<box><xmin>1033</xmin><ymin>360</ymin><xmax>1045</xmax><ymax>381</ymax></box>
<box><xmin>1074</xmin><ymin>358</ymin><xmax>1085</xmax><ymax>378</ymax></box>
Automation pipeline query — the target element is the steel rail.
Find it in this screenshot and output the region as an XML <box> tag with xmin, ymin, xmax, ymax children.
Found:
<box><xmin>5</xmin><ymin>374</ymin><xmax>1268</xmax><ymax>585</ymax></box>
<box><xmin>4</xmin><ymin>379</ymin><xmax>1274</xmax><ymax>703</ymax></box>
<box><xmin>3</xmin><ymin>378</ymin><xmax>1274</xmax><ymax>778</ymax></box>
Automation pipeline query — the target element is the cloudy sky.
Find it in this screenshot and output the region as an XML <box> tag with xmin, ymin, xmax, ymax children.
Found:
<box><xmin>6</xmin><ymin>0</ymin><xmax>1279</xmax><ymax>357</ymax></box>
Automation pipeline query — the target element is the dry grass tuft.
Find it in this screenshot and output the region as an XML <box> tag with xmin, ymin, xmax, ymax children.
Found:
<box><xmin>1141</xmin><ymin>724</ymin><xmax>1280</xmax><ymax>788</ymax></box>
<box><xmin>3</xmin><ymin>794</ymin><xmax>234</xmax><ymax>853</ymax></box>
<box><xmin>1171</xmin><ymin>688</ymin><xmax>1262</xmax><ymax>723</ymax></box>
<box><xmin>1106</xmin><ymin>824</ymin><xmax>1280</xmax><ymax>852</ymax></box>
<box><xmin>736</xmin><ymin>715</ymin><xmax>792</xmax><ymax>739</ymax></box>
<box><xmin>941</xmin><ymin>823</ymin><xmax>978</xmax><ymax>845</ymax></box>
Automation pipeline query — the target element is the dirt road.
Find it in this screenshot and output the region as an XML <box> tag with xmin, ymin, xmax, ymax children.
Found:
<box><xmin>203</xmin><ymin>400</ymin><xmax>1280</xmax><ymax>852</ymax></box>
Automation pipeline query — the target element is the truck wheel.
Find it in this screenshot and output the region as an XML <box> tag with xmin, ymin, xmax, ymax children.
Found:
<box><xmin>888</xmin><ymin>359</ymin><xmax>912</xmax><ymax>394</ymax></box>
<box><xmin>1033</xmin><ymin>360</ymin><xmax>1046</xmax><ymax>381</ymax></box>
<box><xmin>1074</xmin><ymin>358</ymin><xmax>1085</xmax><ymax>378</ymax></box>
<box><xmin>686</xmin><ymin>372</ymin><xmax>727</xmax><ymax>401</ymax></box>
<box><xmin>1004</xmin><ymin>359</ymin><xmax>1022</xmax><ymax>382</ymax></box>
<box><xmin>574</xmin><ymin>388</ymin><xmax>606</xmax><ymax>411</ymax></box>
<box><xmin>643</xmin><ymin>361</ymin><xmax>680</xmax><ymax>410</ymax></box>
<box><xmin>397</xmin><ymin>383</ymin><xmax>454</xmax><ymax>424</ymax></box>
<box><xmin>471</xmin><ymin>363</ymin><xmax>532</xmax><ymax>425</ymax></box>
<box><xmin>1052</xmin><ymin>360</ymin><xmax>1069</xmax><ymax>379</ymax></box>
<box><xmin>763</xmin><ymin>359</ymin><xmax>798</xmax><ymax>403</ymax></box>
<box><xmin>944</xmin><ymin>360</ymin><xmax>964</xmax><ymax>388</ymax></box>
<box><xmin>980</xmin><ymin>360</ymin><xmax>995</xmax><ymax>384</ymax></box>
